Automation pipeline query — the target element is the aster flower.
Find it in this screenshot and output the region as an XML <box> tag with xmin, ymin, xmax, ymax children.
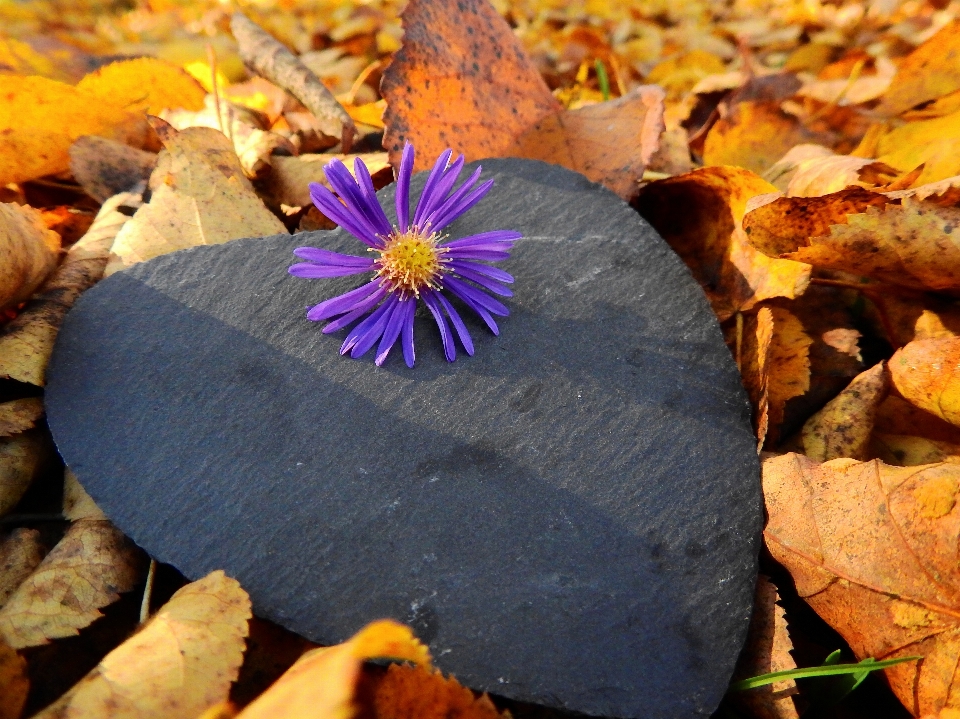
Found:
<box><xmin>289</xmin><ymin>145</ymin><xmax>520</xmax><ymax>367</ymax></box>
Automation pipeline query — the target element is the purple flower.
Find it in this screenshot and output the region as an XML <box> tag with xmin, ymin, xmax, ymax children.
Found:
<box><xmin>289</xmin><ymin>145</ymin><xmax>520</xmax><ymax>367</ymax></box>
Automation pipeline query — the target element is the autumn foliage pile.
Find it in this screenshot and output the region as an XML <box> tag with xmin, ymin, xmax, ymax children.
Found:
<box><xmin>4</xmin><ymin>0</ymin><xmax>960</xmax><ymax>717</ymax></box>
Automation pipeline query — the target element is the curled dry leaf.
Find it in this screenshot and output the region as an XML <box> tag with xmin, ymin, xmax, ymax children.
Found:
<box><xmin>728</xmin><ymin>575</ymin><xmax>798</xmax><ymax>719</ymax></box>
<box><xmin>763</xmin><ymin>453</ymin><xmax>960</xmax><ymax>717</ymax></box>
<box><xmin>107</xmin><ymin>127</ymin><xmax>287</xmax><ymax>275</ymax></box>
<box><xmin>256</xmin><ymin>153</ymin><xmax>391</xmax><ymax>211</ymax></box>
<box><xmin>0</xmin><ymin>203</ymin><xmax>61</xmax><ymax>313</ymax></box>
<box><xmin>381</xmin><ymin>0</ymin><xmax>663</xmax><ymax>201</ymax></box>
<box><xmin>357</xmin><ymin>663</ymin><xmax>507</xmax><ymax>719</ymax></box>
<box><xmin>0</xmin><ymin>397</ymin><xmax>44</xmax><ymax>437</ymax></box>
<box><xmin>634</xmin><ymin>166</ymin><xmax>811</xmax><ymax>320</ymax></box>
<box><xmin>801</xmin><ymin>361</ymin><xmax>889</xmax><ymax>462</ymax></box>
<box><xmin>0</xmin><ymin>191</ymin><xmax>142</xmax><ymax>385</ymax></box>
<box><xmin>890</xmin><ymin>337</ymin><xmax>960</xmax><ymax>427</ymax></box>
<box><xmin>762</xmin><ymin>144</ymin><xmax>900</xmax><ymax>198</ymax></box>
<box><xmin>0</xmin><ymin>519</ymin><xmax>144</xmax><ymax>649</ymax></box>
<box><xmin>33</xmin><ymin>570</ymin><xmax>251</xmax><ymax>719</ymax></box>
<box><xmin>0</xmin><ymin>639</ymin><xmax>27</xmax><ymax>719</ymax></box>
<box><xmin>0</xmin><ymin>429</ymin><xmax>47</xmax><ymax>517</ymax></box>
<box><xmin>0</xmin><ymin>528</ymin><xmax>46</xmax><ymax>609</ymax></box>
<box><xmin>237</xmin><ymin>619</ymin><xmax>431</xmax><ymax>719</ymax></box>
<box><xmin>0</xmin><ymin>75</ymin><xmax>148</xmax><ymax>186</ymax></box>
<box><xmin>877</xmin><ymin>20</ymin><xmax>960</xmax><ymax>117</ymax></box>
<box><xmin>76</xmin><ymin>58</ymin><xmax>206</xmax><ymax>116</ymax></box>
<box><xmin>741</xmin><ymin>306</ymin><xmax>775</xmax><ymax>447</ymax></box>
<box><xmin>69</xmin><ymin>136</ymin><xmax>157</xmax><ymax>203</ymax></box>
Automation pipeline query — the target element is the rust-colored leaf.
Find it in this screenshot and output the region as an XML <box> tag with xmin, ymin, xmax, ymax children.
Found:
<box><xmin>0</xmin><ymin>203</ymin><xmax>60</xmax><ymax>314</ymax></box>
<box><xmin>0</xmin><ymin>639</ymin><xmax>27</xmax><ymax>719</ymax></box>
<box><xmin>763</xmin><ymin>453</ymin><xmax>960</xmax><ymax>717</ymax></box>
<box><xmin>0</xmin><ymin>397</ymin><xmax>43</xmax><ymax>438</ymax></box>
<box><xmin>635</xmin><ymin>167</ymin><xmax>811</xmax><ymax>320</ymax></box>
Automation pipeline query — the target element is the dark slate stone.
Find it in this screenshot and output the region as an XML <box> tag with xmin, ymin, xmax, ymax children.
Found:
<box><xmin>45</xmin><ymin>159</ymin><xmax>761</xmax><ymax>719</ymax></box>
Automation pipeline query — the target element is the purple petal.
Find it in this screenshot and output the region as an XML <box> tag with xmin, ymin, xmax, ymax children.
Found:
<box><xmin>306</xmin><ymin>281</ymin><xmax>382</xmax><ymax>321</ymax></box>
<box><xmin>447</xmin><ymin>264</ymin><xmax>513</xmax><ymax>296</ymax></box>
<box><xmin>428</xmin><ymin>178</ymin><xmax>494</xmax><ymax>231</ymax></box>
<box><xmin>423</xmin><ymin>166</ymin><xmax>481</xmax><ymax>232</ymax></box>
<box><xmin>350</xmin><ymin>295</ymin><xmax>398</xmax><ymax>358</ymax></box>
<box><xmin>444</xmin><ymin>276</ymin><xmax>509</xmax><ymax>315</ymax></box>
<box><xmin>321</xmin><ymin>288</ymin><xmax>387</xmax><ymax>332</ymax></box>
<box><xmin>445</xmin><ymin>249</ymin><xmax>512</xmax><ymax>261</ymax></box>
<box><xmin>446</xmin><ymin>286</ymin><xmax>499</xmax><ymax>335</ymax></box>
<box><xmin>293</xmin><ymin>247</ymin><xmax>373</xmax><ymax>266</ymax></box>
<box><xmin>412</xmin><ymin>149</ymin><xmax>452</xmax><ymax>227</ymax></box>
<box><xmin>289</xmin><ymin>262</ymin><xmax>373</xmax><ymax>279</ymax></box>
<box><xmin>435</xmin><ymin>291</ymin><xmax>474</xmax><ymax>355</ymax></box>
<box><xmin>441</xmin><ymin>230</ymin><xmax>522</xmax><ymax>248</ymax></box>
<box><xmin>401</xmin><ymin>299</ymin><xmax>416</xmax><ymax>367</ymax></box>
<box><xmin>325</xmin><ymin>160</ymin><xmax>392</xmax><ymax>240</ymax></box>
<box><xmin>422</xmin><ymin>290</ymin><xmax>455</xmax><ymax>362</ymax></box>
<box><xmin>415</xmin><ymin>154</ymin><xmax>464</xmax><ymax>226</ymax></box>
<box><xmin>342</xmin><ymin>297</ymin><xmax>394</xmax><ymax>356</ymax></box>
<box><xmin>375</xmin><ymin>297</ymin><xmax>409</xmax><ymax>366</ymax></box>
<box><xmin>448</xmin><ymin>260</ymin><xmax>514</xmax><ymax>283</ymax></box>
<box><xmin>395</xmin><ymin>144</ymin><xmax>414</xmax><ymax>233</ymax></box>
<box><xmin>309</xmin><ymin>183</ymin><xmax>380</xmax><ymax>248</ymax></box>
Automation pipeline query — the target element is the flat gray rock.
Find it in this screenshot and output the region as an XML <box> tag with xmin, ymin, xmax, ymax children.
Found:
<box><xmin>45</xmin><ymin>159</ymin><xmax>760</xmax><ymax>718</ymax></box>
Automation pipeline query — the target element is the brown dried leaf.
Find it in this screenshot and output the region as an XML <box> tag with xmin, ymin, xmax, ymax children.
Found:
<box><xmin>877</xmin><ymin>20</ymin><xmax>960</xmax><ymax>117</ymax></box>
<box><xmin>69</xmin><ymin>136</ymin><xmax>156</xmax><ymax>203</ymax></box>
<box><xmin>0</xmin><ymin>528</ymin><xmax>46</xmax><ymax>609</ymax></box>
<box><xmin>63</xmin><ymin>468</ymin><xmax>106</xmax><ymax>522</ymax></box>
<box><xmin>765</xmin><ymin>306</ymin><xmax>813</xmax><ymax>446</ymax></box>
<box><xmin>0</xmin><ymin>397</ymin><xmax>43</xmax><ymax>438</ymax></box>
<box><xmin>0</xmin><ymin>192</ymin><xmax>141</xmax><ymax>385</ymax></box>
<box><xmin>256</xmin><ymin>153</ymin><xmax>391</xmax><ymax>211</ymax></box>
<box><xmin>875</xmin><ymin>395</ymin><xmax>960</xmax><ymax>445</ymax></box>
<box><xmin>0</xmin><ymin>429</ymin><xmax>47</xmax><ymax>517</ymax></box>
<box><xmin>763</xmin><ymin>453</ymin><xmax>960</xmax><ymax>717</ymax></box>
<box><xmin>762</xmin><ymin>144</ymin><xmax>900</xmax><ymax>197</ymax></box>
<box><xmin>357</xmin><ymin>663</ymin><xmax>508</xmax><ymax>719</ymax></box>
<box><xmin>34</xmin><ymin>570</ymin><xmax>250</xmax><ymax>719</ymax></box>
<box><xmin>728</xmin><ymin>575</ymin><xmax>798</xmax><ymax>719</ymax></box>
<box><xmin>0</xmin><ymin>639</ymin><xmax>27</xmax><ymax>719</ymax></box>
<box><xmin>237</xmin><ymin>620</ymin><xmax>430</xmax><ymax>719</ymax></box>
<box><xmin>801</xmin><ymin>362</ymin><xmax>889</xmax><ymax>462</ymax></box>
<box><xmin>890</xmin><ymin>337</ymin><xmax>960</xmax><ymax>427</ymax></box>
<box><xmin>0</xmin><ymin>203</ymin><xmax>60</xmax><ymax>314</ymax></box>
<box><xmin>741</xmin><ymin>306</ymin><xmax>775</xmax><ymax>448</ymax></box>
<box><xmin>0</xmin><ymin>519</ymin><xmax>144</xmax><ymax>649</ymax></box>
<box><xmin>634</xmin><ymin>167</ymin><xmax>811</xmax><ymax>320</ymax></box>
<box><xmin>107</xmin><ymin>127</ymin><xmax>287</xmax><ymax>275</ymax></box>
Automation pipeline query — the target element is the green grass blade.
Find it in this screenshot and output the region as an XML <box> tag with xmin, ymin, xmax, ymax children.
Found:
<box><xmin>730</xmin><ymin>656</ymin><xmax>921</xmax><ymax>691</ymax></box>
<box><xmin>594</xmin><ymin>59</ymin><xmax>610</xmax><ymax>101</ymax></box>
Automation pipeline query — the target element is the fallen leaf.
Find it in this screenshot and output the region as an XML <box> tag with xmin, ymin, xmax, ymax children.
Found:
<box><xmin>797</xmin><ymin>56</ymin><xmax>896</xmax><ymax>107</ymax></box>
<box><xmin>256</xmin><ymin>153</ymin><xmax>391</xmax><ymax>212</ymax></box>
<box><xmin>875</xmin><ymin>395</ymin><xmax>960</xmax><ymax>445</ymax></box>
<box><xmin>634</xmin><ymin>166</ymin><xmax>811</xmax><ymax>320</ymax></box>
<box><xmin>0</xmin><ymin>519</ymin><xmax>144</xmax><ymax>649</ymax></box>
<box><xmin>33</xmin><ymin>570</ymin><xmax>250</xmax><ymax>719</ymax></box>
<box><xmin>728</xmin><ymin>575</ymin><xmax>799</xmax><ymax>719</ymax></box>
<box><xmin>889</xmin><ymin>337</ymin><xmax>960</xmax><ymax>427</ymax></box>
<box><xmin>877</xmin><ymin>20</ymin><xmax>960</xmax><ymax>117</ymax></box>
<box><xmin>0</xmin><ymin>527</ymin><xmax>45</xmax><ymax>608</ymax></box>
<box><xmin>107</xmin><ymin>127</ymin><xmax>287</xmax><ymax>274</ymax></box>
<box><xmin>703</xmin><ymin>102</ymin><xmax>831</xmax><ymax>175</ymax></box>
<box><xmin>505</xmin><ymin>86</ymin><xmax>666</xmax><ymax>200</ymax></box>
<box><xmin>0</xmin><ymin>639</ymin><xmax>27</xmax><ymax>719</ymax></box>
<box><xmin>646</xmin><ymin>50</ymin><xmax>726</xmax><ymax>100</ymax></box>
<box><xmin>740</xmin><ymin>306</ymin><xmax>775</xmax><ymax>447</ymax></box>
<box><xmin>63</xmin><ymin>468</ymin><xmax>106</xmax><ymax>522</ymax></box>
<box><xmin>874</xmin><ymin>110</ymin><xmax>960</xmax><ymax>187</ymax></box>
<box><xmin>0</xmin><ymin>36</ymin><xmax>58</xmax><ymax>78</ymax></box>
<box><xmin>380</xmin><ymin>0</ymin><xmax>663</xmax><ymax>200</ymax></box>
<box><xmin>872</xmin><ymin>434</ymin><xmax>960</xmax><ymax>467</ymax></box>
<box><xmin>356</xmin><ymin>663</ymin><xmax>507</xmax><ymax>719</ymax></box>
<box><xmin>237</xmin><ymin>620</ymin><xmax>430</xmax><ymax>719</ymax></box>
<box><xmin>76</xmin><ymin>57</ymin><xmax>207</xmax><ymax>115</ymax></box>
<box><xmin>0</xmin><ymin>191</ymin><xmax>141</xmax><ymax>385</ymax></box>
<box><xmin>0</xmin><ymin>75</ymin><xmax>148</xmax><ymax>186</ymax></box>
<box><xmin>764</xmin><ymin>306</ymin><xmax>813</xmax><ymax>446</ymax></box>
<box><xmin>867</xmin><ymin>291</ymin><xmax>960</xmax><ymax>348</ymax></box>
<box><xmin>763</xmin><ymin>453</ymin><xmax>960</xmax><ymax>717</ymax></box>
<box><xmin>801</xmin><ymin>361</ymin><xmax>889</xmax><ymax>461</ymax></box>
<box><xmin>0</xmin><ymin>202</ymin><xmax>61</xmax><ymax>313</ymax></box>
<box><xmin>0</xmin><ymin>429</ymin><xmax>47</xmax><ymax>517</ymax></box>
<box><xmin>0</xmin><ymin>397</ymin><xmax>43</xmax><ymax>437</ymax></box>
<box><xmin>69</xmin><ymin>136</ymin><xmax>157</xmax><ymax>203</ymax></box>
<box><xmin>762</xmin><ymin>144</ymin><xmax>899</xmax><ymax>197</ymax></box>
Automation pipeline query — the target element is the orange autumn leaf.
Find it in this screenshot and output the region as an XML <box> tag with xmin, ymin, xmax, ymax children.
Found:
<box><xmin>634</xmin><ymin>166</ymin><xmax>811</xmax><ymax>320</ymax></box>
<box><xmin>0</xmin><ymin>203</ymin><xmax>60</xmax><ymax>314</ymax></box>
<box><xmin>877</xmin><ymin>20</ymin><xmax>960</xmax><ymax>117</ymax></box>
<box><xmin>0</xmin><ymin>75</ymin><xmax>148</xmax><ymax>186</ymax></box>
<box><xmin>358</xmin><ymin>663</ymin><xmax>507</xmax><ymax>719</ymax></box>
<box><xmin>763</xmin><ymin>453</ymin><xmax>960</xmax><ymax>717</ymax></box>
<box><xmin>237</xmin><ymin>620</ymin><xmax>431</xmax><ymax>719</ymax></box>
<box><xmin>381</xmin><ymin>0</ymin><xmax>663</xmax><ymax>200</ymax></box>
<box><xmin>889</xmin><ymin>337</ymin><xmax>960</xmax><ymax>427</ymax></box>
<box><xmin>76</xmin><ymin>57</ymin><xmax>206</xmax><ymax>116</ymax></box>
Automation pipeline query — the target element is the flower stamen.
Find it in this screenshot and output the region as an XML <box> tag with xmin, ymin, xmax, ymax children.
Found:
<box><xmin>374</xmin><ymin>228</ymin><xmax>449</xmax><ymax>298</ymax></box>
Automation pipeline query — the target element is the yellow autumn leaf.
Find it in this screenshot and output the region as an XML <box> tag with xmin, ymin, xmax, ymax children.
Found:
<box><xmin>0</xmin><ymin>429</ymin><xmax>46</xmax><ymax>517</ymax></box>
<box><xmin>362</xmin><ymin>663</ymin><xmax>508</xmax><ymax>719</ymax></box>
<box><xmin>238</xmin><ymin>620</ymin><xmax>431</xmax><ymax>719</ymax></box>
<box><xmin>877</xmin><ymin>19</ymin><xmax>960</xmax><ymax>117</ymax></box>
<box><xmin>876</xmin><ymin>110</ymin><xmax>960</xmax><ymax>187</ymax></box>
<box><xmin>889</xmin><ymin>337</ymin><xmax>960</xmax><ymax>427</ymax></box>
<box><xmin>0</xmin><ymin>36</ymin><xmax>57</xmax><ymax>78</ymax></box>
<box><xmin>0</xmin><ymin>519</ymin><xmax>143</xmax><ymax>648</ymax></box>
<box><xmin>76</xmin><ymin>57</ymin><xmax>206</xmax><ymax>115</ymax></box>
<box><xmin>0</xmin><ymin>528</ymin><xmax>45</xmax><ymax>609</ymax></box>
<box><xmin>34</xmin><ymin>571</ymin><xmax>251</xmax><ymax>719</ymax></box>
<box><xmin>0</xmin><ymin>397</ymin><xmax>43</xmax><ymax>438</ymax></box>
<box><xmin>0</xmin><ymin>202</ymin><xmax>60</xmax><ymax>313</ymax></box>
<box><xmin>107</xmin><ymin>127</ymin><xmax>287</xmax><ymax>274</ymax></box>
<box><xmin>0</xmin><ymin>75</ymin><xmax>148</xmax><ymax>186</ymax></box>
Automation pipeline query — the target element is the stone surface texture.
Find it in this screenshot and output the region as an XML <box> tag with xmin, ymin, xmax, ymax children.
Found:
<box><xmin>46</xmin><ymin>159</ymin><xmax>761</xmax><ymax>719</ymax></box>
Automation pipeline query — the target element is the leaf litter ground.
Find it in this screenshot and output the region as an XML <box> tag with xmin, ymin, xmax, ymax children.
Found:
<box><xmin>3</xmin><ymin>0</ymin><xmax>960</xmax><ymax>717</ymax></box>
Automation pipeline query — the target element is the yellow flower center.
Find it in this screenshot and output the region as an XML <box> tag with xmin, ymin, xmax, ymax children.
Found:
<box><xmin>374</xmin><ymin>229</ymin><xmax>448</xmax><ymax>298</ymax></box>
